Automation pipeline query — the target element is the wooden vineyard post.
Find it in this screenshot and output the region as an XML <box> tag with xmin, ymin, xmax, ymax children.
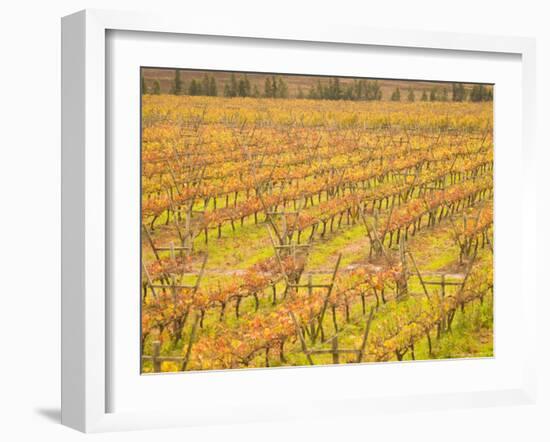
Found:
<box><xmin>407</xmin><ymin>251</ymin><xmax>430</xmax><ymax>299</ymax></box>
<box><xmin>265</xmin><ymin>216</ymin><xmax>312</xmax><ymax>290</ymax></box>
<box><xmin>359</xmin><ymin>205</ymin><xmax>391</xmax><ymax>263</ymax></box>
<box><xmin>181</xmin><ymin>313</ymin><xmax>200</xmax><ymax>371</ymax></box>
<box><xmin>440</xmin><ymin>274</ymin><xmax>446</xmax><ymax>333</ymax></box>
<box><xmin>396</xmin><ymin>235</ymin><xmax>409</xmax><ymax>299</ymax></box>
<box><xmin>289</xmin><ymin>311</ymin><xmax>314</xmax><ymax>365</ymax></box>
<box><xmin>331</xmin><ymin>335</ymin><xmax>340</xmax><ymax>364</ymax></box>
<box><xmin>356</xmin><ymin>307</ymin><xmax>375</xmax><ymax>363</ymax></box>
<box><xmin>307</xmin><ymin>273</ymin><xmax>316</xmax><ymax>343</ymax></box>
<box><xmin>152</xmin><ymin>341</ymin><xmax>161</xmax><ymax>373</ymax></box>
<box><xmin>141</xmin><ymin>259</ymin><xmax>158</xmax><ymax>299</ymax></box>
<box><xmin>312</xmin><ymin>254</ymin><xmax>342</xmax><ymax>342</ymax></box>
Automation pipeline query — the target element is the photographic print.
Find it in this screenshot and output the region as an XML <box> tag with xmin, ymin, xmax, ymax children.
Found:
<box><xmin>140</xmin><ymin>68</ymin><xmax>494</xmax><ymax>373</ymax></box>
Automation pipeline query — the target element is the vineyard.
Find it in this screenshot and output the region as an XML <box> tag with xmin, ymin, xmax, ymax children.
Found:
<box><xmin>141</xmin><ymin>92</ymin><xmax>494</xmax><ymax>373</ymax></box>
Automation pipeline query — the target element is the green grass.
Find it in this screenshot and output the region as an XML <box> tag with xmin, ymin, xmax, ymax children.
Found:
<box><xmin>194</xmin><ymin>219</ymin><xmax>273</xmax><ymax>270</ymax></box>
<box><xmin>307</xmin><ymin>223</ymin><xmax>368</xmax><ymax>270</ymax></box>
<box><xmin>409</xmin><ymin>295</ymin><xmax>494</xmax><ymax>361</ymax></box>
<box><xmin>405</xmin><ymin>223</ymin><xmax>458</xmax><ymax>272</ymax></box>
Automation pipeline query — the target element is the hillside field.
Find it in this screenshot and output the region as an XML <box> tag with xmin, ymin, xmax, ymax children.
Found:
<box><xmin>141</xmin><ymin>92</ymin><xmax>494</xmax><ymax>373</ymax></box>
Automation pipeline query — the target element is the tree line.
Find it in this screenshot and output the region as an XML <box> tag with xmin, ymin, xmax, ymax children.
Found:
<box><xmin>141</xmin><ymin>71</ymin><xmax>286</xmax><ymax>98</ymax></box>
<box><xmin>391</xmin><ymin>83</ymin><xmax>493</xmax><ymax>102</ymax></box>
<box><xmin>141</xmin><ymin>72</ymin><xmax>492</xmax><ymax>102</ymax></box>
<box><xmin>299</xmin><ymin>78</ymin><xmax>383</xmax><ymax>101</ymax></box>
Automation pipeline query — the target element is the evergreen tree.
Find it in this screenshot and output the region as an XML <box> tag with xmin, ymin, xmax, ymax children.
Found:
<box><xmin>244</xmin><ymin>76</ymin><xmax>251</xmax><ymax>97</ymax></box>
<box><xmin>364</xmin><ymin>81</ymin><xmax>371</xmax><ymax>100</ymax></box>
<box><xmin>429</xmin><ymin>87</ymin><xmax>437</xmax><ymax>101</ymax></box>
<box><xmin>297</xmin><ymin>87</ymin><xmax>305</xmax><ymax>99</ymax></box>
<box><xmin>209</xmin><ymin>77</ymin><xmax>218</xmax><ymax>96</ymax></box>
<box><xmin>326</xmin><ymin>78</ymin><xmax>333</xmax><ymax>99</ymax></box>
<box><xmin>152</xmin><ymin>80</ymin><xmax>161</xmax><ymax>95</ymax></box>
<box><xmin>441</xmin><ymin>88</ymin><xmax>449</xmax><ymax>101</ymax></box>
<box><xmin>354</xmin><ymin>80</ymin><xmax>365</xmax><ymax>101</ymax></box>
<box><xmin>421</xmin><ymin>90</ymin><xmax>428</xmax><ymax>101</ymax></box>
<box><xmin>264</xmin><ymin>77</ymin><xmax>273</xmax><ymax>98</ymax></box>
<box><xmin>238</xmin><ymin>78</ymin><xmax>247</xmax><ymax>97</ymax></box>
<box><xmin>470</xmin><ymin>84</ymin><xmax>492</xmax><ymax>102</ymax></box>
<box><xmin>223</xmin><ymin>83</ymin><xmax>232</xmax><ymax>97</ymax></box>
<box><xmin>141</xmin><ymin>75</ymin><xmax>148</xmax><ymax>95</ymax></box>
<box><xmin>407</xmin><ymin>88</ymin><xmax>415</xmax><ymax>102</ymax></box>
<box><xmin>470</xmin><ymin>84</ymin><xmax>480</xmax><ymax>102</ymax></box>
<box><xmin>481</xmin><ymin>85</ymin><xmax>489</xmax><ymax>101</ymax></box>
<box><xmin>316</xmin><ymin>80</ymin><xmax>323</xmax><ymax>100</ymax></box>
<box><xmin>375</xmin><ymin>81</ymin><xmax>382</xmax><ymax>100</ymax></box>
<box><xmin>331</xmin><ymin>77</ymin><xmax>342</xmax><ymax>100</ymax></box>
<box><xmin>307</xmin><ymin>85</ymin><xmax>319</xmax><ymax>99</ymax></box>
<box><xmin>390</xmin><ymin>87</ymin><xmax>401</xmax><ymax>101</ymax></box>
<box><xmin>322</xmin><ymin>82</ymin><xmax>330</xmax><ymax>99</ymax></box>
<box><xmin>229</xmin><ymin>74</ymin><xmax>238</xmax><ymax>97</ymax></box>
<box><xmin>344</xmin><ymin>85</ymin><xmax>354</xmax><ymax>100</ymax></box>
<box><xmin>271</xmin><ymin>76</ymin><xmax>280</xmax><ymax>98</ymax></box>
<box><xmin>452</xmin><ymin>83</ymin><xmax>466</xmax><ymax>101</ymax></box>
<box><xmin>188</xmin><ymin>79</ymin><xmax>198</xmax><ymax>96</ymax></box>
<box><xmin>364</xmin><ymin>80</ymin><xmax>382</xmax><ymax>101</ymax></box>
<box><xmin>237</xmin><ymin>75</ymin><xmax>251</xmax><ymax>97</ymax></box>
<box><xmin>365</xmin><ymin>80</ymin><xmax>373</xmax><ymax>100</ymax></box>
<box><xmin>173</xmin><ymin>70</ymin><xmax>183</xmax><ymax>95</ymax></box>
<box><xmin>277</xmin><ymin>77</ymin><xmax>288</xmax><ymax>98</ymax></box>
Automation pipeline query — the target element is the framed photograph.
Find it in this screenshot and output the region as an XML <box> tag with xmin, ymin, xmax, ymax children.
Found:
<box><xmin>61</xmin><ymin>9</ymin><xmax>537</xmax><ymax>432</ymax></box>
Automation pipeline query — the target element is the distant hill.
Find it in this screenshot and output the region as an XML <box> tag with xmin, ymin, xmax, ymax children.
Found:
<box><xmin>142</xmin><ymin>68</ymin><xmax>487</xmax><ymax>101</ymax></box>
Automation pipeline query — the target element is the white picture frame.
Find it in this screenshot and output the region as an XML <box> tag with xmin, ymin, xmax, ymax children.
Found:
<box><xmin>61</xmin><ymin>9</ymin><xmax>537</xmax><ymax>433</ymax></box>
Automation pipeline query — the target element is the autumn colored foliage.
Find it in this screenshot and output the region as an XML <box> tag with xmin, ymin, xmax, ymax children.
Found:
<box><xmin>141</xmin><ymin>87</ymin><xmax>494</xmax><ymax>373</ymax></box>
